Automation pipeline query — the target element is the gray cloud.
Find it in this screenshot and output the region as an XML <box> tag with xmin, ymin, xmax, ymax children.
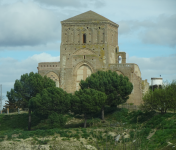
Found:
<box><xmin>34</xmin><ymin>0</ymin><xmax>105</xmax><ymax>8</ymax></box>
<box><xmin>0</xmin><ymin>2</ymin><xmax>61</xmax><ymax>47</ymax></box>
<box><xmin>118</xmin><ymin>14</ymin><xmax>176</xmax><ymax>47</ymax></box>
<box><xmin>34</xmin><ymin>0</ymin><xmax>87</xmax><ymax>8</ymax></box>
<box><xmin>0</xmin><ymin>42</ymin><xmax>61</xmax><ymax>51</ymax></box>
<box><xmin>126</xmin><ymin>53</ymin><xmax>176</xmax><ymax>84</ymax></box>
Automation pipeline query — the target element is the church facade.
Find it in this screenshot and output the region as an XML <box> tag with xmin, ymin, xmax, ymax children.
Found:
<box><xmin>37</xmin><ymin>11</ymin><xmax>149</xmax><ymax>106</ymax></box>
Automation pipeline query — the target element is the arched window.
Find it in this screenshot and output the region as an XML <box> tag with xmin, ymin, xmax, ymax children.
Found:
<box><xmin>83</xmin><ymin>34</ymin><xmax>86</xmax><ymax>43</ymax></box>
<box><xmin>118</xmin><ymin>56</ymin><xmax>122</xmax><ymax>64</ymax></box>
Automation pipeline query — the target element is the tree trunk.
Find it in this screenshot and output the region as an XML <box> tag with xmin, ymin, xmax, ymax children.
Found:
<box><xmin>165</xmin><ymin>108</ymin><xmax>167</xmax><ymax>113</ymax></box>
<box><xmin>28</xmin><ymin>108</ymin><xmax>31</xmax><ymax>131</ymax></box>
<box><xmin>101</xmin><ymin>106</ymin><xmax>104</xmax><ymax>120</ymax></box>
<box><xmin>84</xmin><ymin>113</ymin><xmax>87</xmax><ymax>128</ymax></box>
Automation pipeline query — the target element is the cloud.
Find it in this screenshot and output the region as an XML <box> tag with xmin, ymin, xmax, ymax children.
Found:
<box><xmin>34</xmin><ymin>0</ymin><xmax>86</xmax><ymax>7</ymax></box>
<box><xmin>127</xmin><ymin>53</ymin><xmax>176</xmax><ymax>84</ymax></box>
<box><xmin>34</xmin><ymin>0</ymin><xmax>105</xmax><ymax>8</ymax></box>
<box><xmin>118</xmin><ymin>14</ymin><xmax>176</xmax><ymax>47</ymax></box>
<box><xmin>0</xmin><ymin>2</ymin><xmax>61</xmax><ymax>47</ymax></box>
<box><xmin>0</xmin><ymin>42</ymin><xmax>61</xmax><ymax>51</ymax></box>
<box><xmin>0</xmin><ymin>52</ymin><xmax>60</xmax><ymax>107</ymax></box>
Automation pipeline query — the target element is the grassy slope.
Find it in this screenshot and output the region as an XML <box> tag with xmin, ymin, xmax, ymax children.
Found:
<box><xmin>0</xmin><ymin>108</ymin><xmax>176</xmax><ymax>150</ymax></box>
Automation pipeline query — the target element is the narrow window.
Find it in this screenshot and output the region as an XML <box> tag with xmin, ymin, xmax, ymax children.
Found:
<box><xmin>83</xmin><ymin>34</ymin><xmax>86</xmax><ymax>43</ymax></box>
<box><xmin>99</xmin><ymin>27</ymin><xmax>100</xmax><ymax>29</ymax></box>
<box><xmin>53</xmin><ymin>65</ymin><xmax>54</xmax><ymax>67</ymax></box>
<box><xmin>118</xmin><ymin>56</ymin><xmax>122</xmax><ymax>64</ymax></box>
<box><xmin>84</xmin><ymin>55</ymin><xmax>85</xmax><ymax>59</ymax></box>
<box><xmin>87</xmin><ymin>27</ymin><xmax>88</xmax><ymax>29</ymax></box>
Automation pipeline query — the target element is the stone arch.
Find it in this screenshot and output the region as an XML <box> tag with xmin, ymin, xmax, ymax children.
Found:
<box><xmin>116</xmin><ymin>70</ymin><xmax>124</xmax><ymax>76</ymax></box>
<box><xmin>45</xmin><ymin>71</ymin><xmax>60</xmax><ymax>87</ymax></box>
<box><xmin>73</xmin><ymin>61</ymin><xmax>94</xmax><ymax>91</ymax></box>
<box><xmin>73</xmin><ymin>48</ymin><xmax>96</xmax><ymax>55</ymax></box>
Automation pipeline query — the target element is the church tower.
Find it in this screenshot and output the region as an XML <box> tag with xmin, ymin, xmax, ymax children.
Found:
<box><xmin>60</xmin><ymin>10</ymin><xmax>126</xmax><ymax>92</ymax></box>
<box><xmin>38</xmin><ymin>10</ymin><xmax>149</xmax><ymax>106</ymax></box>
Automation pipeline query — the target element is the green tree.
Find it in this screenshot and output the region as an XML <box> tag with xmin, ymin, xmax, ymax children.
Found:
<box><xmin>71</xmin><ymin>88</ymin><xmax>107</xmax><ymax>128</ymax></box>
<box><xmin>141</xmin><ymin>80</ymin><xmax>176</xmax><ymax>114</ymax></box>
<box><xmin>79</xmin><ymin>70</ymin><xmax>133</xmax><ymax>120</ymax></box>
<box><xmin>29</xmin><ymin>87</ymin><xmax>71</xmax><ymax>118</ymax></box>
<box><xmin>6</xmin><ymin>72</ymin><xmax>56</xmax><ymax>130</ymax></box>
<box><xmin>166</xmin><ymin>80</ymin><xmax>176</xmax><ymax>113</ymax></box>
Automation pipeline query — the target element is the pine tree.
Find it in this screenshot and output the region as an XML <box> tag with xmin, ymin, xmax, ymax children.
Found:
<box><xmin>71</xmin><ymin>88</ymin><xmax>106</xmax><ymax>128</ymax></box>
<box><xmin>79</xmin><ymin>70</ymin><xmax>133</xmax><ymax>120</ymax></box>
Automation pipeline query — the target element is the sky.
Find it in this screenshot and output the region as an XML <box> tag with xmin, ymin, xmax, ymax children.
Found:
<box><xmin>0</xmin><ymin>0</ymin><xmax>176</xmax><ymax>109</ymax></box>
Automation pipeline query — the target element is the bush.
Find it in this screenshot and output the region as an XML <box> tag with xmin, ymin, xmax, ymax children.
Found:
<box><xmin>111</xmin><ymin>108</ymin><xmax>129</xmax><ymax>123</ymax></box>
<box><xmin>47</xmin><ymin>112</ymin><xmax>67</xmax><ymax>128</ymax></box>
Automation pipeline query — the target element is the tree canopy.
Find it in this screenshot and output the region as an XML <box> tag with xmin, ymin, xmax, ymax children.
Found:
<box><xmin>29</xmin><ymin>87</ymin><xmax>71</xmax><ymax>118</ymax></box>
<box><xmin>71</xmin><ymin>88</ymin><xmax>107</xmax><ymax>128</ymax></box>
<box><xmin>6</xmin><ymin>72</ymin><xmax>56</xmax><ymax>130</ymax></box>
<box><xmin>141</xmin><ymin>80</ymin><xmax>176</xmax><ymax>113</ymax></box>
<box><xmin>80</xmin><ymin>70</ymin><xmax>133</xmax><ymax>106</ymax></box>
<box><xmin>79</xmin><ymin>70</ymin><xmax>133</xmax><ymax>120</ymax></box>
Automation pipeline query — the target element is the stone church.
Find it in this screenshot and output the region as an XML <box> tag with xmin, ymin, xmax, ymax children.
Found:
<box><xmin>37</xmin><ymin>10</ymin><xmax>149</xmax><ymax>106</ymax></box>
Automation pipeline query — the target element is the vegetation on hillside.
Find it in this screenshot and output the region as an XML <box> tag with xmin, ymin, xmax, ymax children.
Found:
<box><xmin>2</xmin><ymin>72</ymin><xmax>175</xmax><ymax>149</ymax></box>
<box><xmin>140</xmin><ymin>80</ymin><xmax>176</xmax><ymax>113</ymax></box>
<box><xmin>0</xmin><ymin>108</ymin><xmax>176</xmax><ymax>150</ymax></box>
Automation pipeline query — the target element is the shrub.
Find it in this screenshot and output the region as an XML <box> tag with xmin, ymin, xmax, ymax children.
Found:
<box><xmin>47</xmin><ymin>112</ymin><xmax>67</xmax><ymax>128</ymax></box>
